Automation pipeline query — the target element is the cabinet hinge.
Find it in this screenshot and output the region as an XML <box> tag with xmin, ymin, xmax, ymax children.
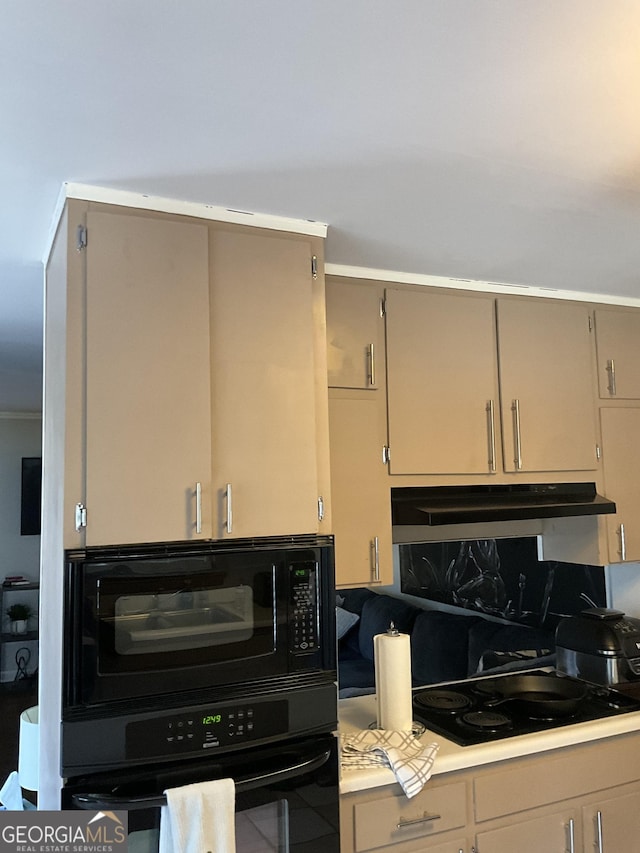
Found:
<box><xmin>379</xmin><ymin>297</ymin><xmax>386</xmax><ymax>318</ymax></box>
<box><xmin>75</xmin><ymin>502</ymin><xmax>87</xmax><ymax>531</ymax></box>
<box><xmin>382</xmin><ymin>445</ymin><xmax>390</xmax><ymax>465</ymax></box>
<box><xmin>596</xmin><ymin>444</ymin><xmax>601</xmax><ymax>460</ymax></box>
<box><xmin>317</xmin><ymin>495</ymin><xmax>325</xmax><ymax>522</ymax></box>
<box><xmin>76</xmin><ymin>225</ymin><xmax>87</xmax><ymax>253</ymax></box>
<box><xmin>311</xmin><ymin>255</ymin><xmax>318</xmax><ymax>280</ymax></box>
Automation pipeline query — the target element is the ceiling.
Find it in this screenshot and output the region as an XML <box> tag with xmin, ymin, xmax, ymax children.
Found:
<box><xmin>3</xmin><ymin>1</ymin><xmax>640</xmax><ymax>413</ymax></box>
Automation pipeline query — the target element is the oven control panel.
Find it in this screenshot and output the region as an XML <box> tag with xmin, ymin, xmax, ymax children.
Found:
<box><xmin>125</xmin><ymin>699</ymin><xmax>288</xmax><ymax>760</ymax></box>
<box><xmin>289</xmin><ymin>561</ymin><xmax>318</xmax><ymax>654</ymax></box>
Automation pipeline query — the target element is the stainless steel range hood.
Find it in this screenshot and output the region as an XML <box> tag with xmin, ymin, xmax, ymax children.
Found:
<box><xmin>391</xmin><ymin>483</ymin><xmax>616</xmax><ymax>528</ymax></box>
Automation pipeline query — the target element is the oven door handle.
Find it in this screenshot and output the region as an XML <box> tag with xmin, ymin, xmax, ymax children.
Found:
<box><xmin>71</xmin><ymin>747</ymin><xmax>333</xmax><ymax>811</ymax></box>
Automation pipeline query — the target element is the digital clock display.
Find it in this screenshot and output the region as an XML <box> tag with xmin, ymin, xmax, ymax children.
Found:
<box><xmin>202</xmin><ymin>714</ymin><xmax>222</xmax><ymax>726</ymax></box>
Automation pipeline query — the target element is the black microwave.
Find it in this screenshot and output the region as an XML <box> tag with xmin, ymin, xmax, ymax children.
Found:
<box><xmin>61</xmin><ymin>535</ymin><xmax>338</xmax><ymax>777</ymax></box>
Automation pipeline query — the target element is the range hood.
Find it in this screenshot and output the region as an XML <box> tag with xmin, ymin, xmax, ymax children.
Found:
<box><xmin>391</xmin><ymin>483</ymin><xmax>616</xmax><ymax>527</ymax></box>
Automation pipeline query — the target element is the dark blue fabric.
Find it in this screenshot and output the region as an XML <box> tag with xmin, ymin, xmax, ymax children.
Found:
<box><xmin>410</xmin><ymin>610</ymin><xmax>483</xmax><ymax>685</ymax></box>
<box><xmin>338</xmin><ymin>587</ymin><xmax>376</xmax><ymax>615</ymax></box>
<box><xmin>358</xmin><ymin>594</ymin><xmax>419</xmax><ymax>661</ymax></box>
<box><xmin>338</xmin><ymin>657</ymin><xmax>376</xmax><ymax>691</ymax></box>
<box><xmin>467</xmin><ymin>620</ymin><xmax>554</xmax><ymax>674</ymax></box>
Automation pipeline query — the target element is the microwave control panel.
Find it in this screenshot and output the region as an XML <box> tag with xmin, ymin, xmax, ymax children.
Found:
<box><xmin>125</xmin><ymin>699</ymin><xmax>288</xmax><ymax>760</ymax></box>
<box><xmin>289</xmin><ymin>561</ymin><xmax>319</xmax><ymax>655</ymax></box>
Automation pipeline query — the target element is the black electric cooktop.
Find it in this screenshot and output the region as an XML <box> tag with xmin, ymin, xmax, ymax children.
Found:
<box><xmin>412</xmin><ymin>670</ymin><xmax>640</xmax><ymax>746</ymax></box>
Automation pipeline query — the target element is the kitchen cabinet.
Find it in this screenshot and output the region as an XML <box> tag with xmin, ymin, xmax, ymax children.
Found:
<box><xmin>496</xmin><ymin>298</ymin><xmax>598</xmax><ymax>473</ymax></box>
<box><xmin>599</xmin><ymin>407</ymin><xmax>640</xmax><ymax>562</ymax></box>
<box><xmin>81</xmin><ymin>210</ymin><xmax>213</xmax><ymax>547</ymax></box>
<box><xmin>385</xmin><ymin>288</ymin><xmax>499</xmax><ymax>475</ymax></box>
<box><xmin>329</xmin><ymin>390</ymin><xmax>392</xmax><ymax>587</ymax></box>
<box><xmin>594</xmin><ymin>308</ymin><xmax>640</xmax><ymax>399</ymax></box>
<box><xmin>475</xmin><ymin>810</ymin><xmax>576</xmax><ymax>853</ymax></box>
<box><xmin>385</xmin><ymin>289</ymin><xmax>598</xmax><ymax>476</ymax></box>
<box><xmin>326</xmin><ymin>277</ymin><xmax>385</xmax><ymax>389</ymax></box>
<box><xmin>340</xmin><ymin>729</ymin><xmax>640</xmax><ymax>853</ymax></box>
<box><xmin>581</xmin><ymin>787</ymin><xmax>640</xmax><ymax>851</ymax></box>
<box><xmin>56</xmin><ymin>203</ymin><xmax>328</xmax><ymax>547</ymax></box>
<box><xmin>209</xmin><ymin>228</ymin><xmax>325</xmax><ymax>539</ymax></box>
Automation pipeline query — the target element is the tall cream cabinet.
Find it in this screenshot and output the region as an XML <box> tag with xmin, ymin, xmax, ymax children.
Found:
<box><xmin>51</xmin><ymin>201</ymin><xmax>329</xmax><ymax>549</ymax></box>
<box><xmin>326</xmin><ymin>279</ymin><xmax>391</xmax><ymax>586</ymax></box>
<box><xmin>329</xmin><ymin>391</ymin><xmax>393</xmax><ymax>588</ymax></box>
<box><xmin>385</xmin><ymin>289</ymin><xmax>598</xmax><ymax>476</ymax></box>
<box><xmin>209</xmin><ymin>228</ymin><xmax>326</xmax><ymax>539</ymax></box>
<box><xmin>599</xmin><ymin>408</ymin><xmax>640</xmax><ymax>563</ymax></box>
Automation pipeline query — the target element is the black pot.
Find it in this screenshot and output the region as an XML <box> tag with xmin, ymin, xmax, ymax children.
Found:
<box><xmin>484</xmin><ymin>674</ymin><xmax>587</xmax><ymax>717</ymax></box>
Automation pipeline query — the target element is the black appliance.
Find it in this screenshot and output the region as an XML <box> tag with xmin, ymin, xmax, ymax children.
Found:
<box><xmin>62</xmin><ymin>534</ymin><xmax>336</xmax><ymax>773</ymax></box>
<box><xmin>412</xmin><ymin>670</ymin><xmax>640</xmax><ymax>747</ymax></box>
<box><xmin>391</xmin><ymin>482</ymin><xmax>616</xmax><ymax>527</ymax></box>
<box><xmin>62</xmin><ymin>731</ymin><xmax>340</xmax><ymax>852</ymax></box>
<box><xmin>556</xmin><ymin>607</ymin><xmax>640</xmax><ymax>686</ymax></box>
<box><xmin>61</xmin><ymin>535</ymin><xmax>340</xmax><ymax>852</ymax></box>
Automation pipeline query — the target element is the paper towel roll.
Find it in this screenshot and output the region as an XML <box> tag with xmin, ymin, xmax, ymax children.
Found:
<box><xmin>374</xmin><ymin>624</ymin><xmax>413</xmax><ymax>731</ymax></box>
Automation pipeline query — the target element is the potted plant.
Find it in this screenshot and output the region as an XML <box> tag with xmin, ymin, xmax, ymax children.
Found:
<box><xmin>6</xmin><ymin>602</ymin><xmax>32</xmax><ymax>634</ymax></box>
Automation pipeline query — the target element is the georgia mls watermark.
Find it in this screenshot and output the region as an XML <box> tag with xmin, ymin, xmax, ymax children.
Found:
<box><xmin>0</xmin><ymin>811</ymin><xmax>128</xmax><ymax>853</ymax></box>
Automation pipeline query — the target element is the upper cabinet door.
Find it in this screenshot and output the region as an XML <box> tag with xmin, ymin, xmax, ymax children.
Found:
<box><xmin>85</xmin><ymin>212</ymin><xmax>212</xmax><ymax>546</ymax></box>
<box><xmin>326</xmin><ymin>278</ymin><xmax>385</xmax><ymax>389</ymax></box>
<box><xmin>385</xmin><ymin>288</ymin><xmax>500</xmax><ymax>475</ymax></box>
<box><xmin>600</xmin><ymin>408</ymin><xmax>640</xmax><ymax>563</ymax></box>
<box><xmin>209</xmin><ymin>230</ymin><xmax>320</xmax><ymax>539</ymax></box>
<box><xmin>497</xmin><ymin>299</ymin><xmax>598</xmax><ymax>473</ymax></box>
<box><xmin>595</xmin><ymin>309</ymin><xmax>640</xmax><ymax>399</ymax></box>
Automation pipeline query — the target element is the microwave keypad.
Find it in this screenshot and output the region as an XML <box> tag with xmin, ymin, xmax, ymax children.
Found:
<box><xmin>290</xmin><ymin>563</ymin><xmax>318</xmax><ymax>653</ymax></box>
<box><xmin>125</xmin><ymin>699</ymin><xmax>288</xmax><ymax>760</ymax></box>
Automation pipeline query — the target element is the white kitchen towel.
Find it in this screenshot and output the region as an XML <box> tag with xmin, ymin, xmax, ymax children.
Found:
<box><xmin>341</xmin><ymin>730</ymin><xmax>439</xmax><ymax>799</ymax></box>
<box><xmin>159</xmin><ymin>777</ymin><xmax>235</xmax><ymax>853</ymax></box>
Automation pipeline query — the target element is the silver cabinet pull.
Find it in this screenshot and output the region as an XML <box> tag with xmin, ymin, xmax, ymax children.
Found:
<box><xmin>511</xmin><ymin>398</ymin><xmax>523</xmax><ymax>470</ymax></box>
<box><xmin>620</xmin><ymin>523</ymin><xmax>627</xmax><ymax>561</ymax></box>
<box><xmin>225</xmin><ymin>483</ymin><xmax>233</xmax><ymax>534</ymax></box>
<box><xmin>606</xmin><ymin>358</ymin><xmax>617</xmax><ymax>395</ymax></box>
<box><xmin>368</xmin><ymin>343</ymin><xmax>376</xmax><ymax>386</ymax></box>
<box><xmin>396</xmin><ymin>811</ymin><xmax>441</xmax><ymax>829</ymax></box>
<box><xmin>371</xmin><ymin>536</ymin><xmax>380</xmax><ymax>582</ymax></box>
<box><xmin>567</xmin><ymin>817</ymin><xmax>575</xmax><ymax>853</ymax></box>
<box><xmin>195</xmin><ymin>482</ymin><xmax>202</xmax><ymax>534</ymax></box>
<box><xmin>486</xmin><ymin>399</ymin><xmax>496</xmax><ymax>473</ymax></box>
<box><xmin>596</xmin><ymin>810</ymin><xmax>604</xmax><ymax>853</ymax></box>
<box><xmin>317</xmin><ymin>495</ymin><xmax>325</xmax><ymax>522</ymax></box>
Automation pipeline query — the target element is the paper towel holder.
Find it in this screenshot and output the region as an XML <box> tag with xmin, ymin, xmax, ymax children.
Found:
<box><xmin>386</xmin><ymin>622</ymin><xmax>399</xmax><ymax>636</ymax></box>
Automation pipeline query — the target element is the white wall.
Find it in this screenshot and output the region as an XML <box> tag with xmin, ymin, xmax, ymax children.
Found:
<box><xmin>0</xmin><ymin>414</ymin><xmax>42</xmax><ymax>680</ymax></box>
<box><xmin>0</xmin><ymin>415</ymin><xmax>42</xmax><ymax>582</ymax></box>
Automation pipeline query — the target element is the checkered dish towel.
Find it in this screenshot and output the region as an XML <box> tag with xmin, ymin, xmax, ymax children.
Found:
<box><xmin>341</xmin><ymin>730</ymin><xmax>439</xmax><ymax>798</ymax></box>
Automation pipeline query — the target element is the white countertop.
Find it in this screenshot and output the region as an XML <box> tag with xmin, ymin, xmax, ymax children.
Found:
<box><xmin>339</xmin><ymin>692</ymin><xmax>640</xmax><ymax>794</ymax></box>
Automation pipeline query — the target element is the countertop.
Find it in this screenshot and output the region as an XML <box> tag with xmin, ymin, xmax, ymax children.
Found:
<box><xmin>338</xmin><ymin>691</ymin><xmax>640</xmax><ymax>794</ymax></box>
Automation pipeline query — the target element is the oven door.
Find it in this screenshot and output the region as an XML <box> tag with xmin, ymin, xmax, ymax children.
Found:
<box><xmin>63</xmin><ymin>733</ymin><xmax>339</xmax><ymax>853</ymax></box>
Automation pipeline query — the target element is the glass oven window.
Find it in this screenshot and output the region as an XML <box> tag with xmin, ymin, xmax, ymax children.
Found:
<box><xmin>114</xmin><ymin>585</ymin><xmax>256</xmax><ymax>655</ymax></box>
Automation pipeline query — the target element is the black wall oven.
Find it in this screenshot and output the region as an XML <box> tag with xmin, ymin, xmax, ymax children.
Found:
<box><xmin>61</xmin><ymin>535</ymin><xmax>339</xmax><ymax>851</ymax></box>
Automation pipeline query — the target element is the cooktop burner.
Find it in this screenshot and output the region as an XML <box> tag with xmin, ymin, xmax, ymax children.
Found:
<box><xmin>412</xmin><ymin>670</ymin><xmax>640</xmax><ymax>746</ymax></box>
<box><xmin>414</xmin><ymin>689</ymin><xmax>471</xmax><ymax>713</ymax></box>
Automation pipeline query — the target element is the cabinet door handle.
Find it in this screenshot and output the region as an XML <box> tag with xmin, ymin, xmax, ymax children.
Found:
<box><xmin>567</xmin><ymin>817</ymin><xmax>575</xmax><ymax>853</ymax></box>
<box><xmin>195</xmin><ymin>482</ymin><xmax>202</xmax><ymax>534</ymax></box>
<box><xmin>606</xmin><ymin>358</ymin><xmax>617</xmax><ymax>395</ymax></box>
<box><xmin>511</xmin><ymin>398</ymin><xmax>523</xmax><ymax>470</ymax></box>
<box><xmin>620</xmin><ymin>523</ymin><xmax>627</xmax><ymax>561</ymax></box>
<box><xmin>226</xmin><ymin>483</ymin><xmax>233</xmax><ymax>534</ymax></box>
<box><xmin>486</xmin><ymin>399</ymin><xmax>496</xmax><ymax>473</ymax></box>
<box><xmin>396</xmin><ymin>811</ymin><xmax>441</xmax><ymax>829</ymax></box>
<box><xmin>371</xmin><ymin>536</ymin><xmax>380</xmax><ymax>582</ymax></box>
<box><xmin>368</xmin><ymin>343</ymin><xmax>376</xmax><ymax>386</ymax></box>
<box><xmin>595</xmin><ymin>809</ymin><xmax>604</xmax><ymax>853</ymax></box>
